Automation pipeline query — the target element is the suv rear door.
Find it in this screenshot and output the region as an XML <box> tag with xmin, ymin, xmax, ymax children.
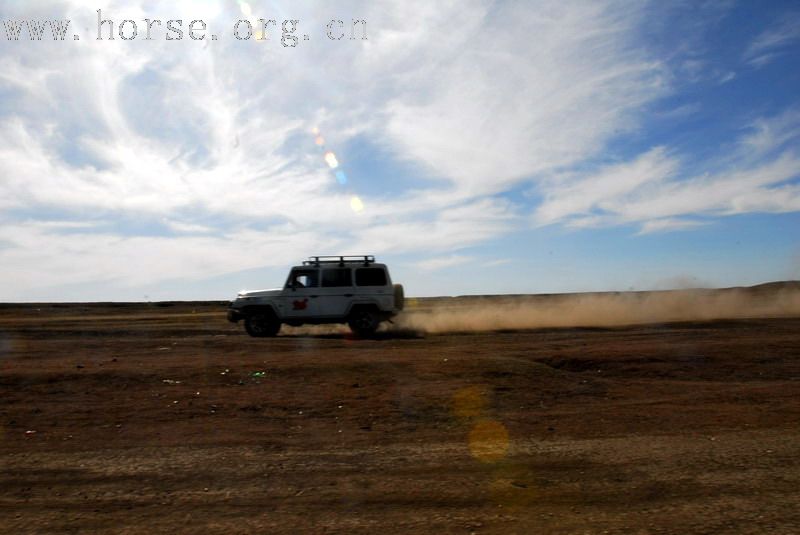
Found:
<box><xmin>316</xmin><ymin>267</ymin><xmax>355</xmax><ymax>318</ymax></box>
<box><xmin>354</xmin><ymin>266</ymin><xmax>394</xmax><ymax>310</ymax></box>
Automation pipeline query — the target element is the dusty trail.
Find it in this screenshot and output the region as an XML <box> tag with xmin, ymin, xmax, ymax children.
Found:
<box><xmin>396</xmin><ymin>283</ymin><xmax>800</xmax><ymax>334</ymax></box>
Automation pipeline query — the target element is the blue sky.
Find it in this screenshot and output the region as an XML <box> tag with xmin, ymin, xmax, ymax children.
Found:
<box><xmin>0</xmin><ymin>0</ymin><xmax>798</xmax><ymax>301</ymax></box>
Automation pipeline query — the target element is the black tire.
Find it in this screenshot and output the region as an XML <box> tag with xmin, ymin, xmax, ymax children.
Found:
<box><xmin>393</xmin><ymin>284</ymin><xmax>405</xmax><ymax>310</ymax></box>
<box><xmin>244</xmin><ymin>313</ymin><xmax>281</xmax><ymax>337</ymax></box>
<box><xmin>348</xmin><ymin>308</ymin><xmax>379</xmax><ymax>337</ymax></box>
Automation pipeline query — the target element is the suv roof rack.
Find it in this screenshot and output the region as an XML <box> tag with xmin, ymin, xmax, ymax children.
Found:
<box><xmin>303</xmin><ymin>255</ymin><xmax>375</xmax><ymax>267</ymax></box>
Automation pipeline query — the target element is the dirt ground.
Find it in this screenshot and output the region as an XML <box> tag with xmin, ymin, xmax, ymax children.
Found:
<box><xmin>1</xmin><ymin>300</ymin><xmax>800</xmax><ymax>534</ymax></box>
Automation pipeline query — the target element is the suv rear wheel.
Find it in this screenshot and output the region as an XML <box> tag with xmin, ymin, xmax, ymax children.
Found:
<box><xmin>348</xmin><ymin>308</ymin><xmax>379</xmax><ymax>337</ymax></box>
<box><xmin>244</xmin><ymin>313</ymin><xmax>281</xmax><ymax>337</ymax></box>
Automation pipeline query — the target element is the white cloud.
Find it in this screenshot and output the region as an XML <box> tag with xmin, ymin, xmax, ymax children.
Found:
<box><xmin>717</xmin><ymin>71</ymin><xmax>736</xmax><ymax>84</ymax></box>
<box><xmin>0</xmin><ymin>222</ymin><xmax>334</xmax><ymax>295</ymax></box>
<box><xmin>482</xmin><ymin>258</ymin><xmax>512</xmax><ymax>267</ymax></box>
<box><xmin>637</xmin><ymin>218</ymin><xmax>709</xmax><ymax>235</ymax></box>
<box><xmin>383</xmin><ymin>0</ymin><xmax>666</xmax><ymax>196</ymax></box>
<box><xmin>534</xmin><ymin>147</ymin><xmax>677</xmax><ymax>226</ymax></box>
<box><xmin>533</xmin><ymin>110</ymin><xmax>800</xmax><ymax>232</ymax></box>
<box><xmin>744</xmin><ymin>13</ymin><xmax>800</xmax><ymax>68</ymax></box>
<box><xmin>740</xmin><ymin>108</ymin><xmax>800</xmax><ymax>159</ymax></box>
<box><xmin>655</xmin><ymin>103</ymin><xmax>702</xmax><ymax>120</ymax></box>
<box><xmin>353</xmin><ymin>198</ymin><xmax>517</xmax><ymax>255</ymax></box>
<box><xmin>162</xmin><ymin>220</ymin><xmax>214</xmax><ymax>234</ymax></box>
<box><xmin>626</xmin><ymin>154</ymin><xmax>800</xmax><ymax>220</ymax></box>
<box><xmin>416</xmin><ymin>255</ymin><xmax>473</xmax><ymax>271</ymax></box>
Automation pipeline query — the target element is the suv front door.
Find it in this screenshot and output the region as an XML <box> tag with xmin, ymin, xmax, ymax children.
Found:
<box><xmin>278</xmin><ymin>268</ymin><xmax>319</xmax><ymax>320</ymax></box>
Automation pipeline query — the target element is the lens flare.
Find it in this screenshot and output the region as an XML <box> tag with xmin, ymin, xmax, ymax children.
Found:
<box><xmin>238</xmin><ymin>1</ymin><xmax>253</xmax><ymax>18</ymax></box>
<box><xmin>487</xmin><ymin>465</ymin><xmax>539</xmax><ymax>509</ymax></box>
<box><xmin>324</xmin><ymin>151</ymin><xmax>339</xmax><ymax>169</ymax></box>
<box><xmin>469</xmin><ymin>419</ymin><xmax>510</xmax><ymax>463</ymax></box>
<box><xmin>350</xmin><ymin>196</ymin><xmax>364</xmax><ymax>212</ymax></box>
<box><xmin>452</xmin><ymin>386</ymin><xmax>488</xmax><ymax>418</ymax></box>
<box><xmin>310</xmin><ymin>127</ymin><xmax>362</xmax><ymax>212</ymax></box>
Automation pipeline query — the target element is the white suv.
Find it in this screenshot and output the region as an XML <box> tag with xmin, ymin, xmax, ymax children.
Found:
<box><xmin>228</xmin><ymin>256</ymin><xmax>405</xmax><ymax>337</ymax></box>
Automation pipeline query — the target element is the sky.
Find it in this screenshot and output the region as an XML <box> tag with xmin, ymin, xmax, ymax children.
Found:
<box><xmin>0</xmin><ymin>0</ymin><xmax>798</xmax><ymax>301</ymax></box>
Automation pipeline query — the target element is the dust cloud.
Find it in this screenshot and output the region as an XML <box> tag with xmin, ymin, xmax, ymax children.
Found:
<box><xmin>394</xmin><ymin>284</ymin><xmax>800</xmax><ymax>334</ymax></box>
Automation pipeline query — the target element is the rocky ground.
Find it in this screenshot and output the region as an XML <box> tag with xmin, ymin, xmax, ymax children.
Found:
<box><xmin>1</xmin><ymin>300</ymin><xmax>799</xmax><ymax>534</ymax></box>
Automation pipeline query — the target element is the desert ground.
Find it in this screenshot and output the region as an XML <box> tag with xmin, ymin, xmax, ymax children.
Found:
<box><xmin>2</xmin><ymin>285</ymin><xmax>800</xmax><ymax>534</ymax></box>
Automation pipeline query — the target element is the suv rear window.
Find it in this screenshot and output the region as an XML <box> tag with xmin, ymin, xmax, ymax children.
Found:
<box><xmin>355</xmin><ymin>268</ymin><xmax>387</xmax><ymax>286</ymax></box>
<box><xmin>321</xmin><ymin>268</ymin><xmax>352</xmax><ymax>287</ymax></box>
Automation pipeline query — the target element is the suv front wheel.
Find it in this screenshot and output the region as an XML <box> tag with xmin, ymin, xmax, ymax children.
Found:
<box><xmin>348</xmin><ymin>308</ymin><xmax>379</xmax><ymax>337</ymax></box>
<box><xmin>244</xmin><ymin>313</ymin><xmax>281</xmax><ymax>337</ymax></box>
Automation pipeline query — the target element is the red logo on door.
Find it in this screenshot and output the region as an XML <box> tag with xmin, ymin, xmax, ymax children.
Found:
<box><xmin>292</xmin><ymin>298</ymin><xmax>309</xmax><ymax>310</ymax></box>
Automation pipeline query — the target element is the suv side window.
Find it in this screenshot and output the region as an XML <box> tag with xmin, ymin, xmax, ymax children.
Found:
<box><xmin>287</xmin><ymin>269</ymin><xmax>319</xmax><ymax>288</ymax></box>
<box><xmin>321</xmin><ymin>268</ymin><xmax>352</xmax><ymax>287</ymax></box>
<box><xmin>355</xmin><ymin>268</ymin><xmax>387</xmax><ymax>286</ymax></box>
